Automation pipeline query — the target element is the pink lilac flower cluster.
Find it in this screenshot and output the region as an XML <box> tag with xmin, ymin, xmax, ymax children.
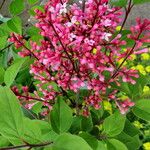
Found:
<box><xmin>9</xmin><ymin>0</ymin><xmax>150</xmax><ymax>116</ymax></box>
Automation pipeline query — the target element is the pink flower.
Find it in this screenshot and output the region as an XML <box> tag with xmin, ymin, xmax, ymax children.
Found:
<box><xmin>9</xmin><ymin>0</ymin><xmax>150</xmax><ymax>115</ymax></box>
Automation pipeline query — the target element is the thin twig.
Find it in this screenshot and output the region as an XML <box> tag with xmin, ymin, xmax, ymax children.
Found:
<box><xmin>0</xmin><ymin>0</ymin><xmax>6</xmax><ymax>10</ymax></box>
<box><xmin>49</xmin><ymin>21</ymin><xmax>80</xmax><ymax>77</ymax></box>
<box><xmin>0</xmin><ymin>141</ymin><xmax>53</xmax><ymax>150</ymax></box>
<box><xmin>82</xmin><ymin>0</ymin><xmax>86</xmax><ymax>12</ymax></box>
<box><xmin>111</xmin><ymin>31</ymin><xmax>142</xmax><ymax>79</ymax></box>
<box><xmin>0</xmin><ymin>43</ymin><xmax>13</xmax><ymax>52</ymax></box>
<box><xmin>119</xmin><ymin>0</ymin><xmax>134</xmax><ymax>33</ymax></box>
<box><xmin>14</xmin><ymin>35</ymin><xmax>76</xmax><ymax>106</ymax></box>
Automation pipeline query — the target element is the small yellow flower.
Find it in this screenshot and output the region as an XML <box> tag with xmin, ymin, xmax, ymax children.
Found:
<box><xmin>145</xmin><ymin>66</ymin><xmax>150</xmax><ymax>73</ymax></box>
<box><xmin>136</xmin><ymin>65</ymin><xmax>146</xmax><ymax>75</ymax></box>
<box><xmin>103</xmin><ymin>101</ymin><xmax>112</xmax><ymax>114</ymax></box>
<box><xmin>122</xmin><ymin>48</ymin><xmax>127</xmax><ymax>52</ymax></box>
<box><xmin>143</xmin><ymin>142</ymin><xmax>150</xmax><ymax>150</ymax></box>
<box><xmin>141</xmin><ymin>53</ymin><xmax>150</xmax><ymax>60</ymax></box>
<box><xmin>130</xmin><ymin>54</ymin><xmax>136</xmax><ymax>60</ymax></box>
<box><xmin>116</xmin><ymin>26</ymin><xmax>122</xmax><ymax>31</ymax></box>
<box><xmin>136</xmin><ymin>65</ymin><xmax>144</xmax><ymax>71</ymax></box>
<box><xmin>133</xmin><ymin>121</ymin><xmax>143</xmax><ymax>129</ymax></box>
<box><xmin>131</xmin><ymin>66</ymin><xmax>136</xmax><ymax>70</ymax></box>
<box><xmin>120</xmin><ymin>95</ymin><xmax>128</xmax><ymax>100</ymax></box>
<box><xmin>92</xmin><ymin>48</ymin><xmax>97</xmax><ymax>54</ymax></box>
<box><xmin>118</xmin><ymin>58</ymin><xmax>127</xmax><ymax>66</ymax></box>
<box><xmin>140</xmin><ymin>70</ymin><xmax>147</xmax><ymax>75</ymax></box>
<box><xmin>75</xmin><ymin>21</ymin><xmax>80</xmax><ymax>25</ymax></box>
<box><xmin>143</xmin><ymin>86</ymin><xmax>150</xmax><ymax>93</ymax></box>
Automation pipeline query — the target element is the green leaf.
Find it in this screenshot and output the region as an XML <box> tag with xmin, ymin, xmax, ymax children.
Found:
<box><xmin>0</xmin><ymin>67</ymin><xmax>5</xmax><ymax>84</ymax></box>
<box><xmin>91</xmin><ymin>107</ymin><xmax>104</xmax><ymax>125</ymax></box>
<box><xmin>31</xmin><ymin>102</ymin><xmax>42</xmax><ymax>115</ymax></box>
<box><xmin>81</xmin><ymin>115</ymin><xmax>93</xmax><ymax>132</ymax></box>
<box><xmin>4</xmin><ymin>58</ymin><xmax>26</xmax><ymax>87</ymax></box>
<box><xmin>132</xmin><ymin>99</ymin><xmax>150</xmax><ymax>121</ymax></box>
<box><xmin>0</xmin><ymin>87</ymin><xmax>24</xmax><ymax>141</ymax></box>
<box><xmin>9</xmin><ymin>0</ymin><xmax>25</xmax><ymax>16</ymax></box>
<box><xmin>52</xmin><ymin>133</ymin><xmax>92</xmax><ymax>150</ymax></box>
<box><xmin>112</xmin><ymin>74</ymin><xmax>149</xmax><ymax>100</ymax></box>
<box><xmin>50</xmin><ymin>97</ymin><xmax>73</xmax><ymax>134</ymax></box>
<box><xmin>79</xmin><ymin>132</ymin><xmax>98</xmax><ymax>150</ymax></box>
<box><xmin>107</xmin><ymin>139</ymin><xmax>128</xmax><ymax>150</ymax></box>
<box><xmin>69</xmin><ymin>116</ymin><xmax>82</xmax><ymax>134</ymax></box>
<box><xmin>123</xmin><ymin>119</ymin><xmax>139</xmax><ymax>137</ymax></box>
<box><xmin>103</xmin><ymin>111</ymin><xmax>126</xmax><ymax>137</ymax></box>
<box><xmin>96</xmin><ymin>141</ymin><xmax>107</xmax><ymax>150</ymax></box>
<box><xmin>28</xmin><ymin>0</ymin><xmax>38</xmax><ymax>5</ymax></box>
<box><xmin>0</xmin><ymin>136</ymin><xmax>10</xmax><ymax>147</ymax></box>
<box><xmin>0</xmin><ymin>36</ymin><xmax>8</xmax><ymax>50</ymax></box>
<box><xmin>7</xmin><ymin>17</ymin><xmax>22</xmax><ymax>34</ymax></box>
<box><xmin>23</xmin><ymin>118</ymin><xmax>42</xmax><ymax>144</ymax></box>
<box><xmin>116</xmin><ymin>132</ymin><xmax>141</xmax><ymax>150</ymax></box>
<box><xmin>22</xmin><ymin>107</ymin><xmax>37</xmax><ymax>119</ymax></box>
<box><xmin>110</xmin><ymin>0</ymin><xmax>127</xmax><ymax>7</ymax></box>
<box><xmin>29</xmin><ymin>5</ymin><xmax>44</xmax><ymax>16</ymax></box>
<box><xmin>27</xmin><ymin>26</ymin><xmax>40</xmax><ymax>36</ymax></box>
<box><xmin>133</xmin><ymin>0</ymin><xmax>150</xmax><ymax>4</ymax></box>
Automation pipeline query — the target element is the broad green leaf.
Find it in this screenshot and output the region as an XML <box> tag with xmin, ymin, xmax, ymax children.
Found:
<box><xmin>91</xmin><ymin>108</ymin><xmax>104</xmax><ymax>125</ymax></box>
<box><xmin>52</xmin><ymin>133</ymin><xmax>92</xmax><ymax>150</ymax></box>
<box><xmin>132</xmin><ymin>99</ymin><xmax>150</xmax><ymax>121</ymax></box>
<box><xmin>123</xmin><ymin>119</ymin><xmax>139</xmax><ymax>137</ymax></box>
<box><xmin>107</xmin><ymin>139</ymin><xmax>128</xmax><ymax>150</ymax></box>
<box><xmin>69</xmin><ymin>116</ymin><xmax>82</xmax><ymax>134</ymax></box>
<box><xmin>28</xmin><ymin>0</ymin><xmax>38</xmax><ymax>5</ymax></box>
<box><xmin>27</xmin><ymin>26</ymin><xmax>40</xmax><ymax>36</ymax></box>
<box><xmin>0</xmin><ymin>36</ymin><xmax>8</xmax><ymax>50</ymax></box>
<box><xmin>110</xmin><ymin>0</ymin><xmax>127</xmax><ymax>7</ymax></box>
<box><xmin>32</xmin><ymin>120</ymin><xmax>58</xmax><ymax>143</ymax></box>
<box><xmin>7</xmin><ymin>17</ymin><xmax>22</xmax><ymax>34</ymax></box>
<box><xmin>133</xmin><ymin>0</ymin><xmax>150</xmax><ymax>4</ymax></box>
<box><xmin>96</xmin><ymin>141</ymin><xmax>107</xmax><ymax>150</ymax></box>
<box><xmin>116</xmin><ymin>132</ymin><xmax>141</xmax><ymax>150</ymax></box>
<box><xmin>112</xmin><ymin>74</ymin><xmax>149</xmax><ymax>100</ymax></box>
<box><xmin>50</xmin><ymin>97</ymin><xmax>73</xmax><ymax>134</ymax></box>
<box><xmin>103</xmin><ymin>111</ymin><xmax>126</xmax><ymax>137</ymax></box>
<box><xmin>9</xmin><ymin>0</ymin><xmax>25</xmax><ymax>16</ymax></box>
<box><xmin>23</xmin><ymin>118</ymin><xmax>42</xmax><ymax>144</ymax></box>
<box><xmin>31</xmin><ymin>102</ymin><xmax>42</xmax><ymax>115</ymax></box>
<box><xmin>29</xmin><ymin>5</ymin><xmax>44</xmax><ymax>16</ymax></box>
<box><xmin>79</xmin><ymin>132</ymin><xmax>98</xmax><ymax>150</ymax></box>
<box><xmin>81</xmin><ymin>115</ymin><xmax>93</xmax><ymax>132</ymax></box>
<box><xmin>0</xmin><ymin>67</ymin><xmax>5</xmax><ymax>84</ymax></box>
<box><xmin>0</xmin><ymin>136</ymin><xmax>10</xmax><ymax>147</ymax></box>
<box><xmin>0</xmin><ymin>87</ymin><xmax>24</xmax><ymax>141</ymax></box>
<box><xmin>0</xmin><ymin>23</ymin><xmax>12</xmax><ymax>36</ymax></box>
<box><xmin>22</xmin><ymin>107</ymin><xmax>37</xmax><ymax>119</ymax></box>
<box><xmin>4</xmin><ymin>58</ymin><xmax>26</xmax><ymax>87</ymax></box>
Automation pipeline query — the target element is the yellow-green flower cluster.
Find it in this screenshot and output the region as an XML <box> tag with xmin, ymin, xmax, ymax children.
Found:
<box><xmin>141</xmin><ymin>53</ymin><xmax>150</xmax><ymax>60</ymax></box>
<box><xmin>143</xmin><ymin>142</ymin><xmax>150</xmax><ymax>150</ymax></box>
<box><xmin>131</xmin><ymin>50</ymin><xmax>150</xmax><ymax>74</ymax></box>
<box><xmin>131</xmin><ymin>64</ymin><xmax>150</xmax><ymax>75</ymax></box>
<box><xmin>133</xmin><ymin>121</ymin><xmax>144</xmax><ymax>129</ymax></box>
<box><xmin>143</xmin><ymin>86</ymin><xmax>150</xmax><ymax>93</ymax></box>
<box><xmin>103</xmin><ymin>101</ymin><xmax>112</xmax><ymax>114</ymax></box>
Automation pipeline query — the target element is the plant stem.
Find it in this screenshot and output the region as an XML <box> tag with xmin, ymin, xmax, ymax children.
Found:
<box><xmin>0</xmin><ymin>0</ymin><xmax>6</xmax><ymax>10</ymax></box>
<box><xmin>49</xmin><ymin>21</ymin><xmax>80</xmax><ymax>77</ymax></box>
<box><xmin>111</xmin><ymin>31</ymin><xmax>142</xmax><ymax>79</ymax></box>
<box><xmin>0</xmin><ymin>141</ymin><xmax>53</xmax><ymax>150</ymax></box>
<box><xmin>0</xmin><ymin>43</ymin><xmax>13</xmax><ymax>52</ymax></box>
<box><xmin>14</xmin><ymin>35</ymin><xmax>76</xmax><ymax>106</ymax></box>
<box><xmin>119</xmin><ymin>0</ymin><xmax>134</xmax><ymax>33</ymax></box>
